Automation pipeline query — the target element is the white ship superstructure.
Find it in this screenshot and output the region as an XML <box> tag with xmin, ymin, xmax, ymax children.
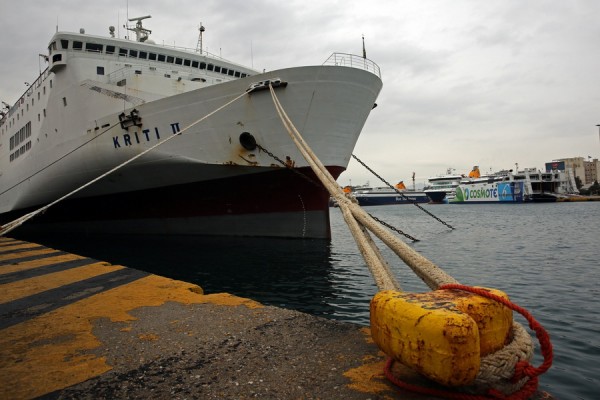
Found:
<box><xmin>0</xmin><ymin>17</ymin><xmax>383</xmax><ymax>238</ymax></box>
<box><xmin>451</xmin><ymin>167</ymin><xmax>578</xmax><ymax>204</ymax></box>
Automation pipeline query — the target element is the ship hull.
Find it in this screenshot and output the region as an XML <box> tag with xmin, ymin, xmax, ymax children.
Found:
<box><xmin>424</xmin><ymin>190</ymin><xmax>448</xmax><ymax>204</ymax></box>
<box><xmin>353</xmin><ymin>192</ymin><xmax>430</xmax><ymax>206</ymax></box>
<box><xmin>4</xmin><ymin>166</ymin><xmax>341</xmax><ymax>238</ymax></box>
<box><xmin>451</xmin><ymin>182</ymin><xmax>526</xmax><ymax>204</ymax></box>
<box><xmin>2</xmin><ymin>63</ymin><xmax>382</xmax><ymax>238</ymax></box>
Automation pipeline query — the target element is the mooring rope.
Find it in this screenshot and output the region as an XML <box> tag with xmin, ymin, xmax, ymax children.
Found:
<box><xmin>269</xmin><ymin>84</ymin><xmax>459</xmax><ymax>290</ymax></box>
<box><xmin>0</xmin><ymin>121</ymin><xmax>121</xmax><ymax>198</ymax></box>
<box><xmin>0</xmin><ymin>91</ymin><xmax>248</xmax><ymax>236</ymax></box>
<box><xmin>267</xmin><ymin>83</ymin><xmax>546</xmax><ymax>396</ymax></box>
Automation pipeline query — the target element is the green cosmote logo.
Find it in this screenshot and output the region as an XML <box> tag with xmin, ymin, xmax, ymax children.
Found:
<box><xmin>454</xmin><ymin>187</ymin><xmax>465</xmax><ymax>202</ymax></box>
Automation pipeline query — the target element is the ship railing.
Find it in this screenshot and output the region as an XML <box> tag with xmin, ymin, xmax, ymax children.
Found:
<box><xmin>322</xmin><ymin>53</ymin><xmax>381</xmax><ymax>78</ymax></box>
<box><xmin>2</xmin><ymin>66</ymin><xmax>51</xmax><ymax>123</ymax></box>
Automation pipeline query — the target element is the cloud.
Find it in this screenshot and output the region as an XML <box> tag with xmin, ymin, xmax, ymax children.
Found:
<box><xmin>2</xmin><ymin>0</ymin><xmax>599</xmax><ymax>185</ymax></box>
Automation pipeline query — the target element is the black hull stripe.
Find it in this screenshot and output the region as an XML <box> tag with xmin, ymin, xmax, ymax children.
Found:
<box><xmin>0</xmin><ymin>267</ymin><xmax>150</xmax><ymax>329</ymax></box>
<box><xmin>0</xmin><ymin>257</ymin><xmax>98</xmax><ymax>284</ymax></box>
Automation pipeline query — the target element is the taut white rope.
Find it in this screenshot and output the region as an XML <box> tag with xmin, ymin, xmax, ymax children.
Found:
<box><xmin>1</xmin><ymin>91</ymin><xmax>248</xmax><ymax>236</ymax></box>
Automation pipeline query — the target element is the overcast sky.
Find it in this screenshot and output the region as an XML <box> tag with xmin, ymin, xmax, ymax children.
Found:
<box><xmin>1</xmin><ymin>0</ymin><xmax>599</xmax><ymax>187</ymax></box>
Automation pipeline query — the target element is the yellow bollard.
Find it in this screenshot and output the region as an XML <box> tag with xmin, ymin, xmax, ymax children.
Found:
<box><xmin>370</xmin><ymin>288</ymin><xmax>512</xmax><ymax>387</ymax></box>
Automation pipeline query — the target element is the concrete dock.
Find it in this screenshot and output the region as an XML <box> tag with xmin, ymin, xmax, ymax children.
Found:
<box><xmin>0</xmin><ymin>236</ymin><xmax>407</xmax><ymax>399</ymax></box>
<box><xmin>1</xmin><ymin>236</ymin><xmax>552</xmax><ymax>399</ymax></box>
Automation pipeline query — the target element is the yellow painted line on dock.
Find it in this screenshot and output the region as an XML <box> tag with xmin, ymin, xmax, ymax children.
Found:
<box><xmin>0</xmin><ymin>247</ymin><xmax>60</xmax><ymax>262</ymax></box>
<box><xmin>0</xmin><ymin>262</ymin><xmax>261</xmax><ymax>399</ymax></box>
<box><xmin>0</xmin><ymin>239</ymin><xmax>412</xmax><ymax>400</ymax></box>
<box><xmin>0</xmin><ymin>253</ymin><xmax>85</xmax><ymax>275</ymax></box>
<box><xmin>0</xmin><ymin>242</ymin><xmax>41</xmax><ymax>252</ymax></box>
<box><xmin>0</xmin><ymin>262</ymin><xmax>124</xmax><ymax>304</ymax></box>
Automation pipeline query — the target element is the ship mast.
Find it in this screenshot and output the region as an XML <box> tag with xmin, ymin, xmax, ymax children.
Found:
<box><xmin>127</xmin><ymin>15</ymin><xmax>152</xmax><ymax>42</ymax></box>
<box><xmin>196</xmin><ymin>22</ymin><xmax>205</xmax><ymax>53</ymax></box>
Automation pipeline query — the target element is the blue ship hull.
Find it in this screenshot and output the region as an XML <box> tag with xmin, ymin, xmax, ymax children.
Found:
<box><xmin>353</xmin><ymin>192</ymin><xmax>430</xmax><ymax>206</ymax></box>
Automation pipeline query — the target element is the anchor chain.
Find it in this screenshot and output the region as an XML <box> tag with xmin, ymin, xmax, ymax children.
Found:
<box><xmin>351</xmin><ymin>154</ymin><xmax>455</xmax><ymax>230</ymax></box>
<box><xmin>368</xmin><ymin>213</ymin><xmax>419</xmax><ymax>242</ymax></box>
<box><xmin>257</xmin><ymin>143</ymin><xmax>420</xmax><ymax>240</ymax></box>
<box><xmin>255</xmin><ymin>144</ymin><xmax>324</xmax><ymax>189</ymax></box>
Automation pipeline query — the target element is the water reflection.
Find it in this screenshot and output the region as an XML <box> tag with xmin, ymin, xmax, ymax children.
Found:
<box><xmin>14</xmin><ymin>232</ymin><xmax>356</xmax><ymax>320</ymax></box>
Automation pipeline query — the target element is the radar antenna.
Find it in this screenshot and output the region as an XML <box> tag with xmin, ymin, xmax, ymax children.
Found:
<box><xmin>196</xmin><ymin>22</ymin><xmax>206</xmax><ymax>53</ymax></box>
<box><xmin>126</xmin><ymin>15</ymin><xmax>152</xmax><ymax>42</ymax></box>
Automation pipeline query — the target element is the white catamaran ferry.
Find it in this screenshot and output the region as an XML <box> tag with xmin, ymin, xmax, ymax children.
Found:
<box><xmin>0</xmin><ymin>16</ymin><xmax>382</xmax><ymax>238</ymax></box>
<box><xmin>450</xmin><ymin>167</ymin><xmax>578</xmax><ymax>204</ymax></box>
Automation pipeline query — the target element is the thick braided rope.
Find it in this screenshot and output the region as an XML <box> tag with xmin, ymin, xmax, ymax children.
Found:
<box><xmin>268</xmin><ymin>85</ymin><xmax>542</xmax><ymax>392</ymax></box>
<box><xmin>470</xmin><ymin>322</ymin><xmax>533</xmax><ymax>395</ymax></box>
<box><xmin>268</xmin><ymin>85</ymin><xmax>456</xmax><ymax>290</ymax></box>
<box><xmin>442</xmin><ymin>284</ymin><xmax>553</xmax><ymax>397</ymax></box>
<box><xmin>269</xmin><ymin>84</ymin><xmax>398</xmax><ymax>291</ymax></box>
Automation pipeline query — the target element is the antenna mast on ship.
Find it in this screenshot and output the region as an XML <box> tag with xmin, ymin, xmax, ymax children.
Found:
<box><xmin>127</xmin><ymin>15</ymin><xmax>152</xmax><ymax>42</ymax></box>
<box><xmin>196</xmin><ymin>22</ymin><xmax>205</xmax><ymax>53</ymax></box>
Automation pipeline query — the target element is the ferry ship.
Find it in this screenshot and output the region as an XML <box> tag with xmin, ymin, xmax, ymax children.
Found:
<box><xmin>351</xmin><ymin>183</ymin><xmax>429</xmax><ymax>206</ymax></box>
<box><xmin>423</xmin><ymin>168</ymin><xmax>463</xmax><ymax>203</ymax></box>
<box><xmin>0</xmin><ymin>16</ymin><xmax>382</xmax><ymax>238</ymax></box>
<box><xmin>450</xmin><ymin>167</ymin><xmax>578</xmax><ymax>204</ymax></box>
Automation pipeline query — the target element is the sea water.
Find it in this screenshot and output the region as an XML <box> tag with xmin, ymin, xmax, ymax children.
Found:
<box><xmin>17</xmin><ymin>202</ymin><xmax>600</xmax><ymax>399</ymax></box>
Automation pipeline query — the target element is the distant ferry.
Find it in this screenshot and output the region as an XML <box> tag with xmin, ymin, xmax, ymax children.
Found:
<box><xmin>450</xmin><ymin>167</ymin><xmax>578</xmax><ymax>204</ymax></box>
<box><xmin>350</xmin><ymin>182</ymin><xmax>429</xmax><ymax>206</ymax></box>
<box><xmin>0</xmin><ymin>16</ymin><xmax>382</xmax><ymax>238</ymax></box>
<box><xmin>423</xmin><ymin>168</ymin><xmax>463</xmax><ymax>203</ymax></box>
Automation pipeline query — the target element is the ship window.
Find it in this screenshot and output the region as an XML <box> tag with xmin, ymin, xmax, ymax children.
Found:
<box><xmin>184</xmin><ymin>59</ymin><xmax>191</xmax><ymax>66</ymax></box>
<box><xmin>97</xmin><ymin>66</ymin><xmax>104</xmax><ymax>75</ymax></box>
<box><xmin>234</xmin><ymin>71</ymin><xmax>241</xmax><ymax>77</ymax></box>
<box><xmin>148</xmin><ymin>52</ymin><xmax>157</xmax><ymax>60</ymax></box>
<box><xmin>157</xmin><ymin>54</ymin><xmax>165</xmax><ymax>62</ymax></box>
<box><xmin>221</xmin><ymin>68</ymin><xmax>228</xmax><ymax>75</ymax></box>
<box><xmin>191</xmin><ymin>60</ymin><xmax>199</xmax><ymax>68</ymax></box>
<box><xmin>63</xmin><ymin>97</ymin><xmax>67</xmax><ymax>106</ymax></box>
<box><xmin>50</xmin><ymin>80</ymin><xmax>52</xmax><ymax>88</ymax></box>
<box><xmin>175</xmin><ymin>57</ymin><xmax>183</xmax><ymax>65</ymax></box>
<box><xmin>43</xmin><ymin>109</ymin><xmax>46</xmax><ymax>117</ymax></box>
<box><xmin>129</xmin><ymin>49</ymin><xmax>138</xmax><ymax>58</ymax></box>
<box><xmin>166</xmin><ymin>55</ymin><xmax>174</xmax><ymax>63</ymax></box>
<box><xmin>119</xmin><ymin>48</ymin><xmax>128</xmax><ymax>56</ymax></box>
<box><xmin>228</xmin><ymin>70</ymin><xmax>234</xmax><ymax>76</ymax></box>
<box><xmin>135</xmin><ymin>70</ymin><xmax>141</xmax><ymax>74</ymax></box>
<box><xmin>106</xmin><ymin>45</ymin><xmax>115</xmax><ymax>54</ymax></box>
<box><xmin>214</xmin><ymin>66</ymin><xmax>221</xmax><ymax>73</ymax></box>
<box><xmin>139</xmin><ymin>51</ymin><xmax>147</xmax><ymax>59</ymax></box>
<box><xmin>207</xmin><ymin>63</ymin><xmax>213</xmax><ymax>71</ymax></box>
<box><xmin>60</xmin><ymin>39</ymin><xmax>69</xmax><ymax>49</ymax></box>
<box><xmin>53</xmin><ymin>54</ymin><xmax>62</xmax><ymax>63</ymax></box>
<box><xmin>241</xmin><ymin>73</ymin><xmax>247</xmax><ymax>78</ymax></box>
<box><xmin>73</xmin><ymin>41</ymin><xmax>83</xmax><ymax>50</ymax></box>
<box><xmin>86</xmin><ymin>43</ymin><xmax>103</xmax><ymax>53</ymax></box>
<box><xmin>199</xmin><ymin>62</ymin><xmax>206</xmax><ymax>69</ymax></box>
